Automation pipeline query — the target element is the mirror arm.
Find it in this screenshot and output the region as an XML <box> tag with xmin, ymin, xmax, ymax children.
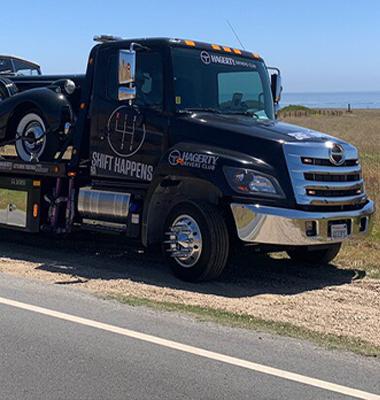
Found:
<box><xmin>267</xmin><ymin>66</ymin><xmax>280</xmax><ymax>75</ymax></box>
<box><xmin>130</xmin><ymin>42</ymin><xmax>150</xmax><ymax>52</ymax></box>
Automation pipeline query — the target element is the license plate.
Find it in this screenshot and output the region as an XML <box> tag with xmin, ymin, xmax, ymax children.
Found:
<box><xmin>331</xmin><ymin>223</ymin><xmax>348</xmax><ymax>240</ymax></box>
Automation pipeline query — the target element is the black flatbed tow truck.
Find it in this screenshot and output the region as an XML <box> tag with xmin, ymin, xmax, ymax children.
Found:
<box><xmin>0</xmin><ymin>35</ymin><xmax>374</xmax><ymax>281</ymax></box>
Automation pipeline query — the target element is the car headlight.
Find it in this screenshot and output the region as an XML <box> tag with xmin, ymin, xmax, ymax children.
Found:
<box><xmin>64</xmin><ymin>79</ymin><xmax>76</xmax><ymax>95</ymax></box>
<box><xmin>224</xmin><ymin>167</ymin><xmax>284</xmax><ymax>197</ymax></box>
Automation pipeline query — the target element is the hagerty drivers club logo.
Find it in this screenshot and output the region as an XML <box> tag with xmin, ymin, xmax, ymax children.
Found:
<box><xmin>168</xmin><ymin>149</ymin><xmax>219</xmax><ymax>171</ymax></box>
<box><xmin>200</xmin><ymin>51</ymin><xmax>211</xmax><ymax>65</ymax></box>
<box><xmin>200</xmin><ymin>50</ymin><xmax>257</xmax><ymax>69</ymax></box>
<box><xmin>107</xmin><ymin>106</ymin><xmax>146</xmax><ymax>158</ymax></box>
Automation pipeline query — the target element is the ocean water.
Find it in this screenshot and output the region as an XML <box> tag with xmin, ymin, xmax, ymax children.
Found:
<box><xmin>280</xmin><ymin>91</ymin><xmax>380</xmax><ymax>109</ymax></box>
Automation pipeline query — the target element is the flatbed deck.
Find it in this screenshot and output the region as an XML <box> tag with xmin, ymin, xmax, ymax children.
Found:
<box><xmin>0</xmin><ymin>157</ymin><xmax>67</xmax><ymax>177</ymax></box>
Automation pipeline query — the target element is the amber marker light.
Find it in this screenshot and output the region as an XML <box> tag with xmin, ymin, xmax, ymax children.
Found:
<box><xmin>223</xmin><ymin>46</ymin><xmax>232</xmax><ymax>53</ymax></box>
<box><xmin>233</xmin><ymin>49</ymin><xmax>242</xmax><ymax>55</ymax></box>
<box><xmin>252</xmin><ymin>53</ymin><xmax>261</xmax><ymax>59</ymax></box>
<box><xmin>211</xmin><ymin>44</ymin><xmax>221</xmax><ymax>50</ymax></box>
<box><xmin>33</xmin><ymin>204</ymin><xmax>39</xmax><ymax>218</ymax></box>
<box><xmin>67</xmin><ymin>171</ymin><xmax>77</xmax><ymax>177</ymax></box>
<box><xmin>80</xmin><ymin>103</ymin><xmax>86</xmax><ymax>110</ymax></box>
<box><xmin>185</xmin><ymin>40</ymin><xmax>196</xmax><ymax>46</ymax></box>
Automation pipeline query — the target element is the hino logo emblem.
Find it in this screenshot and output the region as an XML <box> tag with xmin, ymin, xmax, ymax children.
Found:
<box><xmin>200</xmin><ymin>51</ymin><xmax>211</xmax><ymax>65</ymax></box>
<box><xmin>329</xmin><ymin>143</ymin><xmax>345</xmax><ymax>166</ymax></box>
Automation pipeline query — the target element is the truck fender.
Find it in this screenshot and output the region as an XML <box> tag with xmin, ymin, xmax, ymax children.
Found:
<box><xmin>0</xmin><ymin>87</ymin><xmax>73</xmax><ymax>141</ymax></box>
<box><xmin>142</xmin><ymin>142</ymin><xmax>273</xmax><ymax>246</ymax></box>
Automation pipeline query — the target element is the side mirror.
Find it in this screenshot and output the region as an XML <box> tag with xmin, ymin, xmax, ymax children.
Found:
<box><xmin>269</xmin><ymin>67</ymin><xmax>282</xmax><ymax>104</ymax></box>
<box><xmin>118</xmin><ymin>49</ymin><xmax>136</xmax><ymax>101</ymax></box>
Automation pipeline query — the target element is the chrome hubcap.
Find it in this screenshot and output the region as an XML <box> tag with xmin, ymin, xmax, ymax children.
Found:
<box><xmin>165</xmin><ymin>214</ymin><xmax>202</xmax><ymax>268</ymax></box>
<box><xmin>23</xmin><ymin>121</ymin><xmax>45</xmax><ymax>154</ymax></box>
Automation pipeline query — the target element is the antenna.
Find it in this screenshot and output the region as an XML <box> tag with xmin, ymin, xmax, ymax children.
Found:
<box><xmin>226</xmin><ymin>20</ymin><xmax>245</xmax><ymax>50</ymax></box>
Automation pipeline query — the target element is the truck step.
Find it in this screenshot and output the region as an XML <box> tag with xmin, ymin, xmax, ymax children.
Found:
<box><xmin>80</xmin><ymin>218</ymin><xmax>128</xmax><ymax>234</ymax></box>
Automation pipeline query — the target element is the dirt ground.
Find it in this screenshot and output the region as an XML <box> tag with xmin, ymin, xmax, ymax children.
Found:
<box><xmin>0</xmin><ymin>231</ymin><xmax>379</xmax><ymax>348</ymax></box>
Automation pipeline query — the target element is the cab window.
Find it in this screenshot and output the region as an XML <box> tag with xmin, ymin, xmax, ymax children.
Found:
<box><xmin>135</xmin><ymin>52</ymin><xmax>163</xmax><ymax>110</ymax></box>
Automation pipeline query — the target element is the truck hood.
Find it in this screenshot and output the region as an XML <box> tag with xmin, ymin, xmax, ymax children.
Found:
<box><xmin>180</xmin><ymin>112</ymin><xmax>345</xmax><ymax>145</ymax></box>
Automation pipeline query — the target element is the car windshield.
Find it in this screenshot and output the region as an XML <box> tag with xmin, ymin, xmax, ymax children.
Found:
<box><xmin>13</xmin><ymin>59</ymin><xmax>40</xmax><ymax>76</ymax></box>
<box><xmin>171</xmin><ymin>47</ymin><xmax>274</xmax><ymax>120</ymax></box>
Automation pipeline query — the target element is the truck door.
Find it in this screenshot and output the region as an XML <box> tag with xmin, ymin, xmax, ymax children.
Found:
<box><xmin>90</xmin><ymin>46</ymin><xmax>167</xmax><ymax>184</ymax></box>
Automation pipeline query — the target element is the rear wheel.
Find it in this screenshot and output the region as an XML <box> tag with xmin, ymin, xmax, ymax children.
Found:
<box><xmin>163</xmin><ymin>201</ymin><xmax>230</xmax><ymax>282</ymax></box>
<box><xmin>286</xmin><ymin>243</ymin><xmax>342</xmax><ymax>265</ymax></box>
<box><xmin>15</xmin><ymin>109</ymin><xmax>60</xmax><ymax>162</ymax></box>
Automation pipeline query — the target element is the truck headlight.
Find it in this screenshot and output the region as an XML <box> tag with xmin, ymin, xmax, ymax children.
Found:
<box><xmin>224</xmin><ymin>167</ymin><xmax>284</xmax><ymax>197</ymax></box>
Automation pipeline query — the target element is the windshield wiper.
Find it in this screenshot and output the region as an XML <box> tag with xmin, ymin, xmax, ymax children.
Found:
<box><xmin>179</xmin><ymin>107</ymin><xmax>222</xmax><ymax>114</ymax></box>
<box><xmin>223</xmin><ymin>110</ymin><xmax>259</xmax><ymax>119</ymax></box>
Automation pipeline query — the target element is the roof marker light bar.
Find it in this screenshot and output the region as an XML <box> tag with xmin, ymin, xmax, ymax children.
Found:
<box><xmin>94</xmin><ymin>35</ymin><xmax>123</xmax><ymax>43</ymax></box>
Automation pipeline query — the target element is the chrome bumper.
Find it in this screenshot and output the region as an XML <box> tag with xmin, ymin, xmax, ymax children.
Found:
<box><xmin>230</xmin><ymin>200</ymin><xmax>375</xmax><ymax>246</ymax></box>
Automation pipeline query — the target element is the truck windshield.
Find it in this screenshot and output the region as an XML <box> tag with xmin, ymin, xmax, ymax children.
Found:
<box><xmin>171</xmin><ymin>48</ymin><xmax>274</xmax><ymax>120</ymax></box>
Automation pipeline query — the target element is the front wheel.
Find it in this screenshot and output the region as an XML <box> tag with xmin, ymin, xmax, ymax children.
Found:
<box><xmin>286</xmin><ymin>243</ymin><xmax>342</xmax><ymax>265</ymax></box>
<box><xmin>15</xmin><ymin>110</ymin><xmax>60</xmax><ymax>162</ymax></box>
<box><xmin>163</xmin><ymin>201</ymin><xmax>230</xmax><ymax>282</ymax></box>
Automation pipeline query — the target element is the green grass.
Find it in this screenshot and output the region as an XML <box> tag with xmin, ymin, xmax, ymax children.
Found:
<box><xmin>279</xmin><ymin>104</ymin><xmax>312</xmax><ymax>112</ymax></box>
<box><xmin>104</xmin><ymin>293</ymin><xmax>380</xmax><ymax>358</ymax></box>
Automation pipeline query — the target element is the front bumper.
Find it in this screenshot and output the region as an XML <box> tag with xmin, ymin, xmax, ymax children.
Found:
<box><xmin>230</xmin><ymin>200</ymin><xmax>375</xmax><ymax>246</ymax></box>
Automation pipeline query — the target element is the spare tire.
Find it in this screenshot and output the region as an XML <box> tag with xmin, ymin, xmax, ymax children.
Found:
<box><xmin>15</xmin><ymin>109</ymin><xmax>60</xmax><ymax>162</ymax></box>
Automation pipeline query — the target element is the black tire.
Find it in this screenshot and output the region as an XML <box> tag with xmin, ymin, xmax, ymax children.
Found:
<box><xmin>163</xmin><ymin>201</ymin><xmax>230</xmax><ymax>282</ymax></box>
<box><xmin>286</xmin><ymin>243</ymin><xmax>342</xmax><ymax>265</ymax></box>
<box><xmin>14</xmin><ymin>108</ymin><xmax>60</xmax><ymax>162</ymax></box>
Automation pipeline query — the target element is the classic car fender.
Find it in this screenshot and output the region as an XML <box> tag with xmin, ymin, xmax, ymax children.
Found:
<box><xmin>0</xmin><ymin>87</ymin><xmax>73</xmax><ymax>141</ymax></box>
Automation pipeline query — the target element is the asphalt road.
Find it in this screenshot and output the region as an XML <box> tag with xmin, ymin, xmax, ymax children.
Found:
<box><xmin>0</xmin><ymin>273</ymin><xmax>379</xmax><ymax>400</ymax></box>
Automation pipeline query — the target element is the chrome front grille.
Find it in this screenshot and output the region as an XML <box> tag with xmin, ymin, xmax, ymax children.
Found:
<box><xmin>284</xmin><ymin>141</ymin><xmax>367</xmax><ymax>207</ymax></box>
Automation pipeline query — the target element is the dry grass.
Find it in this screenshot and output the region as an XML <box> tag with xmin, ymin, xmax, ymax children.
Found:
<box><xmin>283</xmin><ymin>109</ymin><xmax>380</xmax><ymax>276</ymax></box>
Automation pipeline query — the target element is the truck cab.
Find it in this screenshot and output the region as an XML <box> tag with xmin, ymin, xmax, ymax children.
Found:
<box><xmin>0</xmin><ymin>36</ymin><xmax>375</xmax><ymax>281</ymax></box>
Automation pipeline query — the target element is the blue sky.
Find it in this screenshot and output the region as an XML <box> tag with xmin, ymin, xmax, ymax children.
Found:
<box><xmin>2</xmin><ymin>0</ymin><xmax>379</xmax><ymax>93</ymax></box>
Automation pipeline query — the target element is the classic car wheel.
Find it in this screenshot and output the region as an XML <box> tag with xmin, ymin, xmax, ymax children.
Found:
<box><xmin>15</xmin><ymin>110</ymin><xmax>59</xmax><ymax>162</ymax></box>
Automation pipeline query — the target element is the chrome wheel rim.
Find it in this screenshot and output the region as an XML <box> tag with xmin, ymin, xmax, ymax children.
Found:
<box><xmin>166</xmin><ymin>214</ymin><xmax>202</xmax><ymax>268</ymax></box>
<box><xmin>16</xmin><ymin>113</ymin><xmax>47</xmax><ymax>161</ymax></box>
<box><xmin>22</xmin><ymin>121</ymin><xmax>46</xmax><ymax>154</ymax></box>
